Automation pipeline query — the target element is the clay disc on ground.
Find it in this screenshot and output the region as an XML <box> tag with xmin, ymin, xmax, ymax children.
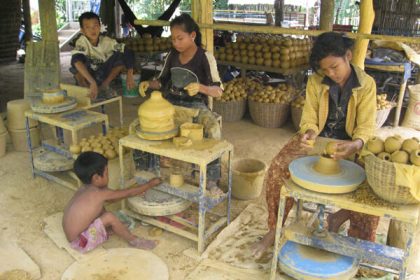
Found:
<box><xmin>289</xmin><ymin>156</ymin><xmax>365</xmax><ymax>194</ymax></box>
<box><xmin>33</xmin><ymin>148</ymin><xmax>74</xmax><ymax>172</ymax></box>
<box><xmin>61</xmin><ymin>248</ymin><xmax>168</xmax><ymax>280</ymax></box>
<box><xmin>127</xmin><ymin>189</ymin><xmax>192</xmax><ymax>216</ymax></box>
<box><xmin>279</xmin><ymin>241</ymin><xmax>359</xmax><ymax>280</ymax></box>
<box><xmin>30</xmin><ymin>96</ymin><xmax>77</xmax><ymax>114</ymax></box>
<box><xmin>135</xmin><ymin>124</ymin><xmax>178</xmax><ymax>141</ymax></box>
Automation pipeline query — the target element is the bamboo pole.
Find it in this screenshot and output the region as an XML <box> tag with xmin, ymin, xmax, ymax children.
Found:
<box><xmin>320</xmin><ymin>0</ymin><xmax>334</xmax><ymax>31</ymax></box>
<box><xmin>134</xmin><ymin>19</ymin><xmax>420</xmax><ymax>44</ymax></box>
<box><xmin>352</xmin><ymin>0</ymin><xmax>375</xmax><ymax>69</ymax></box>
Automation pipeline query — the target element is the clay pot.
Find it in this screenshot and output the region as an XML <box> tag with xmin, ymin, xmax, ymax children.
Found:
<box><xmin>169</xmin><ymin>173</ymin><xmax>184</xmax><ymax>187</ymax></box>
<box><xmin>325</xmin><ymin>141</ymin><xmax>337</xmax><ymax>156</ymax></box>
<box><xmin>402</xmin><ymin>138</ymin><xmax>419</xmax><ymax>153</ymax></box>
<box><xmin>366</xmin><ymin>137</ymin><xmax>384</xmax><ymax>154</ymax></box>
<box><xmin>391</xmin><ymin>150</ymin><xmax>409</xmax><ymax>164</ymax></box>
<box><xmin>410</xmin><ymin>149</ymin><xmax>420</xmax><ymax>166</ymax></box>
<box><xmin>384</xmin><ymin>136</ymin><xmax>402</xmax><ymax>153</ymax></box>
<box><xmin>138</xmin><ymin>91</ymin><xmax>175</xmax><ymax>133</ymax></box>
<box><xmin>313</xmin><ymin>156</ymin><xmax>340</xmax><ymax>175</ymax></box>
<box><xmin>377</xmin><ymin>152</ymin><xmax>391</xmax><ymax>161</ymax></box>
<box><xmin>69</xmin><ymin>144</ymin><xmax>81</xmax><ymax>155</ymax></box>
<box><xmin>42</xmin><ymin>88</ymin><xmax>66</xmax><ymax>104</ymax></box>
<box><xmin>180</xmin><ymin>123</ymin><xmax>204</xmax><ymax>141</ymax></box>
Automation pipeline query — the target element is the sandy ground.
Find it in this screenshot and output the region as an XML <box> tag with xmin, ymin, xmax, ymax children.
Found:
<box><xmin>0</xmin><ymin>53</ymin><xmax>419</xmax><ymax>279</ymax></box>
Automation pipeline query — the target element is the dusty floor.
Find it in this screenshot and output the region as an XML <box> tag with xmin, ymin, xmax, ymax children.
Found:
<box><xmin>0</xmin><ymin>54</ymin><xmax>419</xmax><ymax>279</ymax></box>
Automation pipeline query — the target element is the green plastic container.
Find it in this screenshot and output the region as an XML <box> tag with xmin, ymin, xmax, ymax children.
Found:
<box><xmin>121</xmin><ymin>73</ymin><xmax>141</xmax><ymax>98</ymax></box>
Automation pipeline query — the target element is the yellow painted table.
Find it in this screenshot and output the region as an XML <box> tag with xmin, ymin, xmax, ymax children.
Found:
<box><xmin>270</xmin><ymin>179</ymin><xmax>420</xmax><ymax>280</ymax></box>
<box><xmin>118</xmin><ymin>134</ymin><xmax>234</xmax><ymax>254</ymax></box>
<box><xmin>24</xmin><ymin>109</ymin><xmax>109</xmax><ymax>191</ymax></box>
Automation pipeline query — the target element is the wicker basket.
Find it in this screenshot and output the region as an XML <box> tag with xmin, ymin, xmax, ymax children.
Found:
<box><xmin>248</xmin><ymin>100</ymin><xmax>290</xmax><ymax>128</ymax></box>
<box><xmin>364</xmin><ymin>154</ymin><xmax>419</xmax><ymax>204</ymax></box>
<box><xmin>376</xmin><ymin>102</ymin><xmax>396</xmax><ymax>128</ymax></box>
<box><xmin>291</xmin><ymin>106</ymin><xmax>303</xmax><ymax>131</ymax></box>
<box><xmin>213</xmin><ymin>99</ymin><xmax>246</xmax><ymax>122</ymax></box>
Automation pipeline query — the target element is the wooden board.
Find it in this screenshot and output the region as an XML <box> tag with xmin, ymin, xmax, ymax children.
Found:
<box><xmin>0</xmin><ymin>241</ymin><xmax>41</xmax><ymax>279</ymax></box>
<box><xmin>43</xmin><ymin>212</ymin><xmax>106</xmax><ymax>261</ymax></box>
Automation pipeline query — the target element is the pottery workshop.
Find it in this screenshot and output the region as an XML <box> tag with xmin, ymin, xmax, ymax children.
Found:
<box><xmin>1</xmin><ymin>0</ymin><xmax>420</xmax><ymax>279</ymax></box>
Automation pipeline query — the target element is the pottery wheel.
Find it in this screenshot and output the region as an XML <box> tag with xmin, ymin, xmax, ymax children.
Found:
<box><xmin>135</xmin><ymin>124</ymin><xmax>178</xmax><ymax>141</ymax></box>
<box><xmin>61</xmin><ymin>248</ymin><xmax>169</xmax><ymax>280</ymax></box>
<box><xmin>30</xmin><ymin>96</ymin><xmax>77</xmax><ymax>114</ymax></box>
<box><xmin>33</xmin><ymin>148</ymin><xmax>74</xmax><ymax>172</ymax></box>
<box><xmin>279</xmin><ymin>241</ymin><xmax>359</xmax><ymax>280</ymax></box>
<box><xmin>289</xmin><ymin>156</ymin><xmax>365</xmax><ymax>194</ymax></box>
<box><xmin>127</xmin><ymin>189</ymin><xmax>192</xmax><ymax>216</ymax></box>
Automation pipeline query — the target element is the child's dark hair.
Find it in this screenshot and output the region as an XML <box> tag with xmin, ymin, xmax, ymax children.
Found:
<box><xmin>74</xmin><ymin>152</ymin><xmax>108</xmax><ymax>184</ymax></box>
<box><xmin>309</xmin><ymin>32</ymin><xmax>354</xmax><ymax>71</ymax></box>
<box><xmin>79</xmin><ymin>12</ymin><xmax>100</xmax><ymax>28</ymax></box>
<box><xmin>170</xmin><ymin>13</ymin><xmax>202</xmax><ymax>47</ymax></box>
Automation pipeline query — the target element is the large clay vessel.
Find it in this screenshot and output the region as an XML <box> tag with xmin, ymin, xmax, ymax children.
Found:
<box><xmin>366</xmin><ymin>137</ymin><xmax>384</xmax><ymax>154</ymax></box>
<box><xmin>138</xmin><ymin>91</ymin><xmax>175</xmax><ymax>133</ymax></box>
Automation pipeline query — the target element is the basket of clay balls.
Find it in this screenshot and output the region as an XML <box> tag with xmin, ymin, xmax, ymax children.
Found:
<box><xmin>248</xmin><ymin>84</ymin><xmax>292</xmax><ymax>128</ymax></box>
<box><xmin>376</xmin><ymin>93</ymin><xmax>396</xmax><ymax>128</ymax></box>
<box><xmin>290</xmin><ymin>95</ymin><xmax>305</xmax><ymax>130</ymax></box>
<box><xmin>213</xmin><ymin>78</ymin><xmax>259</xmax><ymax>122</ymax></box>
<box><xmin>364</xmin><ymin>136</ymin><xmax>420</xmax><ymax>204</ymax></box>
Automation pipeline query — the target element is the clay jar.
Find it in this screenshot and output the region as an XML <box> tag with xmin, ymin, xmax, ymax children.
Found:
<box><xmin>180</xmin><ymin>123</ymin><xmax>204</xmax><ymax>141</ymax></box>
<box><xmin>391</xmin><ymin>150</ymin><xmax>409</xmax><ymax>164</ymax></box>
<box><xmin>325</xmin><ymin>141</ymin><xmax>337</xmax><ymax>156</ymax></box>
<box><xmin>367</xmin><ymin>137</ymin><xmax>385</xmax><ymax>154</ymax></box>
<box><xmin>42</xmin><ymin>88</ymin><xmax>66</xmax><ymax>104</ymax></box>
<box><xmin>402</xmin><ymin>138</ymin><xmax>419</xmax><ymax>153</ymax></box>
<box><xmin>377</xmin><ymin>152</ymin><xmax>391</xmax><ymax>161</ymax></box>
<box><xmin>384</xmin><ymin>135</ymin><xmax>402</xmax><ymax>153</ymax></box>
<box><xmin>313</xmin><ymin>156</ymin><xmax>341</xmax><ymax>175</ymax></box>
<box><xmin>410</xmin><ymin>149</ymin><xmax>420</xmax><ymax>166</ymax></box>
<box><xmin>170</xmin><ymin>173</ymin><xmax>184</xmax><ymax>187</ymax></box>
<box><xmin>138</xmin><ymin>91</ymin><xmax>175</xmax><ymax>133</ymax></box>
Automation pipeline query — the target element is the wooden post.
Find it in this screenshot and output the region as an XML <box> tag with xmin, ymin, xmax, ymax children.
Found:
<box><xmin>351</xmin><ymin>0</ymin><xmax>375</xmax><ymax>69</ymax></box>
<box><xmin>319</xmin><ymin>0</ymin><xmax>334</xmax><ymax>31</ymax></box>
<box><xmin>192</xmin><ymin>0</ymin><xmax>214</xmax><ymax>110</ymax></box>
<box><xmin>39</xmin><ymin>0</ymin><xmax>58</xmax><ymax>42</ymax></box>
<box><xmin>22</xmin><ymin>0</ymin><xmax>32</xmax><ymax>42</ymax></box>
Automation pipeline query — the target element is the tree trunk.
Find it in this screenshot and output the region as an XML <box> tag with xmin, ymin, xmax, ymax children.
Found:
<box><xmin>319</xmin><ymin>0</ymin><xmax>334</xmax><ymax>31</ymax></box>
<box><xmin>274</xmin><ymin>0</ymin><xmax>284</xmax><ymax>27</ymax></box>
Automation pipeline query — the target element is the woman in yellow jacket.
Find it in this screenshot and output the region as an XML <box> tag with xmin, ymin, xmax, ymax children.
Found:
<box><xmin>253</xmin><ymin>32</ymin><xmax>379</xmax><ymax>258</ymax></box>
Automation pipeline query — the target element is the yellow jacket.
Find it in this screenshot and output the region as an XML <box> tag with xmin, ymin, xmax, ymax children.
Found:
<box><xmin>299</xmin><ymin>65</ymin><xmax>377</xmax><ymax>144</ymax></box>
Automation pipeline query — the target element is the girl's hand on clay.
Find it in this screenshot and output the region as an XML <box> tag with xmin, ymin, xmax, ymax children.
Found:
<box><xmin>207</xmin><ymin>86</ymin><xmax>223</xmax><ymax>98</ymax></box>
<box><xmin>299</xmin><ymin>130</ymin><xmax>316</xmax><ymax>149</ymax></box>
<box><xmin>331</xmin><ymin>139</ymin><xmax>363</xmax><ymax>160</ymax></box>
<box><xmin>184</xmin><ymin>82</ymin><xmax>200</xmax><ymax>96</ymax></box>
<box><xmin>138</xmin><ymin>81</ymin><xmax>149</xmax><ymax>97</ymax></box>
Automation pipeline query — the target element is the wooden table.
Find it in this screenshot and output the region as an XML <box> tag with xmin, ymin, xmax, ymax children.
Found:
<box><xmin>119</xmin><ymin>134</ymin><xmax>233</xmax><ymax>254</ymax></box>
<box><xmin>270</xmin><ymin>179</ymin><xmax>420</xmax><ymax>280</ymax></box>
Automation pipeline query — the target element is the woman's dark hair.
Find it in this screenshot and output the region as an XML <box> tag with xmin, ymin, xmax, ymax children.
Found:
<box><xmin>79</xmin><ymin>11</ymin><xmax>100</xmax><ymax>28</ymax></box>
<box><xmin>74</xmin><ymin>151</ymin><xmax>108</xmax><ymax>184</ymax></box>
<box><xmin>170</xmin><ymin>13</ymin><xmax>202</xmax><ymax>47</ymax></box>
<box><xmin>309</xmin><ymin>32</ymin><xmax>354</xmax><ymax>71</ymax></box>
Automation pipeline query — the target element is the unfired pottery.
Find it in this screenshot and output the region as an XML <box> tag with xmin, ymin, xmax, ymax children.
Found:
<box><xmin>391</xmin><ymin>150</ymin><xmax>409</xmax><ymax>164</ymax></box>
<box><xmin>180</xmin><ymin>123</ymin><xmax>203</xmax><ymax>141</ymax></box>
<box><xmin>402</xmin><ymin>138</ymin><xmax>419</xmax><ymax>153</ymax></box>
<box><xmin>377</xmin><ymin>152</ymin><xmax>391</xmax><ymax>161</ymax></box>
<box><xmin>366</xmin><ymin>137</ymin><xmax>384</xmax><ymax>154</ymax></box>
<box><xmin>325</xmin><ymin>141</ymin><xmax>337</xmax><ymax>156</ymax></box>
<box><xmin>138</xmin><ymin>91</ymin><xmax>175</xmax><ymax>133</ymax></box>
<box><xmin>410</xmin><ymin>149</ymin><xmax>420</xmax><ymax>166</ymax></box>
<box><xmin>384</xmin><ymin>135</ymin><xmax>402</xmax><ymax>153</ymax></box>
<box><xmin>313</xmin><ymin>156</ymin><xmax>341</xmax><ymax>175</ymax></box>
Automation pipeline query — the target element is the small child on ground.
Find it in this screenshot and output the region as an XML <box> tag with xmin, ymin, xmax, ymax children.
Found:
<box><xmin>71</xmin><ymin>11</ymin><xmax>135</xmax><ymax>100</ymax></box>
<box><xmin>62</xmin><ymin>151</ymin><xmax>160</xmax><ymax>253</ymax></box>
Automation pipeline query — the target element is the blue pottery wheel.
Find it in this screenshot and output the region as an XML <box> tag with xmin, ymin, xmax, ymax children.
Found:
<box><xmin>279</xmin><ymin>241</ymin><xmax>359</xmax><ymax>279</ymax></box>
<box><xmin>289</xmin><ymin>156</ymin><xmax>365</xmax><ymax>194</ymax></box>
